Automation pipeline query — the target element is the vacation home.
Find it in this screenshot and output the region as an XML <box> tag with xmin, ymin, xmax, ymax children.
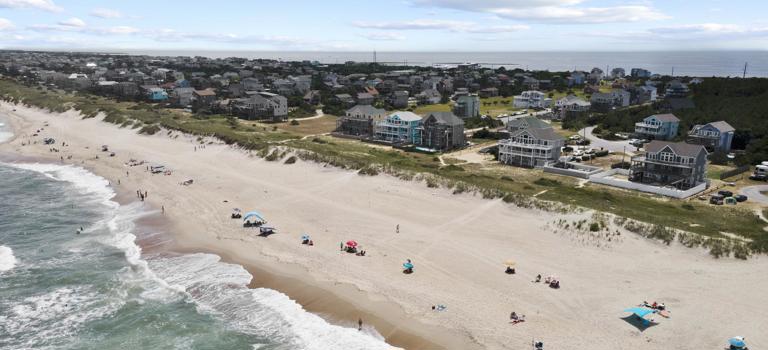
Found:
<box><xmin>629</xmin><ymin>141</ymin><xmax>708</xmax><ymax>190</ymax></box>
<box><xmin>498</xmin><ymin>127</ymin><xmax>564</xmax><ymax>168</ymax></box>
<box><xmin>374</xmin><ymin>111</ymin><xmax>422</xmax><ymax>144</ymax></box>
<box><xmin>634</xmin><ymin>114</ymin><xmax>680</xmax><ymax>140</ymax></box>
<box><xmin>336</xmin><ymin>105</ymin><xmax>387</xmax><ymax>138</ymax></box>
<box><xmin>417</xmin><ymin>112</ymin><xmax>465</xmax><ymax>151</ymax></box>
<box><xmin>686</xmin><ymin>121</ymin><xmax>735</xmax><ymax>153</ymax></box>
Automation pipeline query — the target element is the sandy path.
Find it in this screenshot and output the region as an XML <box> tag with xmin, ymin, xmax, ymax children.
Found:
<box><xmin>2</xmin><ymin>102</ymin><xmax>767</xmax><ymax>350</ymax></box>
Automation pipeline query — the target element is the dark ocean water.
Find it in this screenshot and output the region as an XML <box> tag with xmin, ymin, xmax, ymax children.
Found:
<box><xmin>121</xmin><ymin>50</ymin><xmax>768</xmax><ymax>77</ymax></box>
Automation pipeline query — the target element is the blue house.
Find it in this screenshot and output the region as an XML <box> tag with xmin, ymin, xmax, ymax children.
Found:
<box><xmin>374</xmin><ymin>111</ymin><xmax>422</xmax><ymax>144</ymax></box>
<box><xmin>687</xmin><ymin>121</ymin><xmax>735</xmax><ymax>153</ymax></box>
<box><xmin>175</xmin><ymin>79</ymin><xmax>191</xmax><ymax>88</ymax></box>
<box><xmin>147</xmin><ymin>87</ymin><xmax>169</xmax><ymax>101</ymax></box>
<box><xmin>634</xmin><ymin>114</ymin><xmax>679</xmax><ymax>141</ymax></box>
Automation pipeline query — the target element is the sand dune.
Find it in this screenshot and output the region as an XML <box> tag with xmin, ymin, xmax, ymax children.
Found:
<box><xmin>2</xmin><ymin>102</ymin><xmax>766</xmax><ymax>350</ymax></box>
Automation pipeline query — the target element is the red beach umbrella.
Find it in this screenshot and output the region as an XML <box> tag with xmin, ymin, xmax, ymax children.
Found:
<box><xmin>346</xmin><ymin>240</ymin><xmax>358</xmax><ymax>248</ymax></box>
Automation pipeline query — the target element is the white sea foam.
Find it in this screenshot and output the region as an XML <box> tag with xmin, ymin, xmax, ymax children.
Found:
<box><xmin>0</xmin><ymin>245</ymin><xmax>17</xmax><ymax>272</ymax></box>
<box><xmin>7</xmin><ymin>162</ymin><xmax>398</xmax><ymax>349</ymax></box>
<box><xmin>149</xmin><ymin>253</ymin><xmax>398</xmax><ymax>350</ymax></box>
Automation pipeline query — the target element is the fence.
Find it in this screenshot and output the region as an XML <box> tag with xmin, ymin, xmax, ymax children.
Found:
<box><xmin>719</xmin><ymin>165</ymin><xmax>751</xmax><ymax>180</ymax></box>
<box><xmin>542</xmin><ymin>162</ymin><xmax>604</xmax><ymax>179</ymax></box>
<box><xmin>589</xmin><ymin>169</ymin><xmax>708</xmax><ymax>199</ymax></box>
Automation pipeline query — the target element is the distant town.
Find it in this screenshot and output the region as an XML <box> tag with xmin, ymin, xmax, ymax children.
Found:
<box><xmin>1</xmin><ymin>50</ymin><xmax>765</xmax><ymax>204</ymax></box>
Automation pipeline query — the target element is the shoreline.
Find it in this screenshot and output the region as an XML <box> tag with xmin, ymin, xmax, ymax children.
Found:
<box><xmin>3</xmin><ymin>102</ymin><xmax>768</xmax><ymax>350</ymax></box>
<box><xmin>0</xmin><ymin>106</ymin><xmax>467</xmax><ymax>349</ymax></box>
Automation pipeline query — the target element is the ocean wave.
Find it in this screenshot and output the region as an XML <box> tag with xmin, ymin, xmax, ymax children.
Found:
<box><xmin>0</xmin><ymin>245</ymin><xmax>17</xmax><ymax>272</ymax></box>
<box><xmin>149</xmin><ymin>253</ymin><xmax>398</xmax><ymax>350</ymax></box>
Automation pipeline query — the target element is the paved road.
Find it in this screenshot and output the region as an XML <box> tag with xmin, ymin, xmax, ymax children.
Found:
<box><xmin>577</xmin><ymin>126</ymin><xmax>637</xmax><ymax>154</ymax></box>
<box><xmin>740</xmin><ymin>185</ymin><xmax>768</xmax><ymax>205</ymax></box>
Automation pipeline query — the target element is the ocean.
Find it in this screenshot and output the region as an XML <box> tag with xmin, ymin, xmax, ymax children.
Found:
<box><xmin>121</xmin><ymin>50</ymin><xmax>768</xmax><ymax>78</ymax></box>
<box><xmin>0</xmin><ymin>127</ymin><xmax>394</xmax><ymax>349</ymax></box>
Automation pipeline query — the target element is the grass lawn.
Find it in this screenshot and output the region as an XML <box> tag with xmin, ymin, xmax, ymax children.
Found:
<box><xmin>270</xmin><ymin>115</ymin><xmax>338</xmax><ymax>135</ymax></box>
<box><xmin>413</xmin><ymin>103</ymin><xmax>452</xmax><ymax>114</ymax></box>
<box><xmin>707</xmin><ymin>164</ymin><xmax>737</xmax><ymax>180</ymax></box>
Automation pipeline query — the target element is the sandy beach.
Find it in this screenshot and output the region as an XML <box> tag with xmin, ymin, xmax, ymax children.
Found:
<box><xmin>2</xmin><ymin>102</ymin><xmax>767</xmax><ymax>350</ymax></box>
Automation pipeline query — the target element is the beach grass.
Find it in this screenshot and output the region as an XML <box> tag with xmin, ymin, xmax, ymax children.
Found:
<box><xmin>3</xmin><ymin>78</ymin><xmax>767</xmax><ymax>254</ymax></box>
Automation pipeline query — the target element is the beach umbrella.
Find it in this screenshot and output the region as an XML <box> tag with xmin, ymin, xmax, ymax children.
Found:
<box><xmin>403</xmin><ymin>262</ymin><xmax>414</xmax><ymax>269</ymax></box>
<box><xmin>729</xmin><ymin>337</ymin><xmax>746</xmax><ymax>348</ymax></box>
<box><xmin>503</xmin><ymin>259</ymin><xmax>516</xmax><ymax>267</ymax></box>
<box><xmin>346</xmin><ymin>240</ymin><xmax>358</xmax><ymax>248</ymax></box>
<box><xmin>301</xmin><ymin>234</ymin><xmax>310</xmax><ymax>240</ymax></box>
<box><xmin>624</xmin><ymin>307</ymin><xmax>656</xmax><ymax>319</ymax></box>
<box><xmin>243</xmin><ymin>211</ymin><xmax>265</xmax><ymax>222</ymax></box>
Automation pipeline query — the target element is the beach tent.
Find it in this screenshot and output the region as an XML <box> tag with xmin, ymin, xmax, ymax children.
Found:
<box><xmin>624</xmin><ymin>307</ymin><xmax>656</xmax><ymax>326</ymax></box>
<box><xmin>729</xmin><ymin>336</ymin><xmax>746</xmax><ymax>348</ymax></box>
<box><xmin>243</xmin><ymin>211</ymin><xmax>266</xmax><ymax>223</ymax></box>
<box><xmin>503</xmin><ymin>259</ymin><xmax>516</xmax><ymax>267</ymax></box>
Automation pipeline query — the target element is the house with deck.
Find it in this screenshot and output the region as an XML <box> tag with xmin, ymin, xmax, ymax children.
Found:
<box><xmin>498</xmin><ymin>127</ymin><xmax>564</xmax><ymax>168</ymax></box>
<box><xmin>513</xmin><ymin>91</ymin><xmax>551</xmax><ymax>109</ymax></box>
<box><xmin>555</xmin><ymin>95</ymin><xmax>591</xmax><ymax>119</ymax></box>
<box><xmin>417</xmin><ymin>112</ymin><xmax>465</xmax><ymax>151</ymax></box>
<box><xmin>453</xmin><ymin>94</ymin><xmax>480</xmax><ymax>119</ymax></box>
<box><xmin>634</xmin><ymin>114</ymin><xmax>679</xmax><ymax>140</ymax></box>
<box><xmin>374</xmin><ymin>111</ymin><xmax>422</xmax><ymax>144</ymax></box>
<box><xmin>336</xmin><ymin>105</ymin><xmax>387</xmax><ymax>138</ymax></box>
<box><xmin>686</xmin><ymin>121</ymin><xmax>735</xmax><ymax>153</ymax></box>
<box><xmin>630</xmin><ymin>141</ymin><xmax>708</xmax><ymax>190</ymax></box>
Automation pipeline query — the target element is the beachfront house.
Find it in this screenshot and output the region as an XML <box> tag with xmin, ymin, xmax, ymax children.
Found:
<box><xmin>555</xmin><ymin>95</ymin><xmax>591</xmax><ymax>119</ymax></box>
<box><xmin>453</xmin><ymin>94</ymin><xmax>480</xmax><ymax>119</ymax></box>
<box><xmin>686</xmin><ymin>121</ymin><xmax>735</xmax><ymax>153</ymax></box>
<box><xmin>631</xmin><ymin>68</ymin><xmax>652</xmax><ymax>78</ymax></box>
<box><xmin>417</xmin><ymin>112</ymin><xmax>465</xmax><ymax>151</ymax></box>
<box><xmin>498</xmin><ymin>127</ymin><xmax>564</xmax><ymax>168</ymax></box>
<box><xmin>629</xmin><ymin>141</ymin><xmax>708</xmax><ymax>190</ymax></box>
<box><xmin>231</xmin><ymin>92</ymin><xmax>288</xmax><ymax>122</ymax></box>
<box><xmin>589</xmin><ymin>89</ymin><xmax>629</xmax><ymax>112</ymax></box>
<box><xmin>634</xmin><ymin>114</ymin><xmax>680</xmax><ymax>141</ymax></box>
<box><xmin>374</xmin><ymin>111</ymin><xmax>422</xmax><ymax>145</ymax></box>
<box><xmin>513</xmin><ymin>91</ymin><xmax>551</xmax><ymax>109</ymax></box>
<box><xmin>336</xmin><ymin>105</ymin><xmax>387</xmax><ymax>138</ymax></box>
<box><xmin>192</xmin><ymin>88</ymin><xmax>217</xmax><ymax>110</ymax></box>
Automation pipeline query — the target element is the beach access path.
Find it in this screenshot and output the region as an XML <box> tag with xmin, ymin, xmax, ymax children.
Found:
<box><xmin>2</xmin><ymin>102</ymin><xmax>767</xmax><ymax>350</ymax></box>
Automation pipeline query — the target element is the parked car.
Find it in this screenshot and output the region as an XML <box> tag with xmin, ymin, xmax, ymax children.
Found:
<box><xmin>735</xmin><ymin>194</ymin><xmax>748</xmax><ymax>202</ymax></box>
<box><xmin>718</xmin><ymin>190</ymin><xmax>734</xmax><ymax>197</ymax></box>
<box><xmin>709</xmin><ymin>194</ymin><xmax>724</xmax><ymax>205</ymax></box>
<box><xmin>750</xmin><ymin>174</ymin><xmax>768</xmax><ymax>181</ymax></box>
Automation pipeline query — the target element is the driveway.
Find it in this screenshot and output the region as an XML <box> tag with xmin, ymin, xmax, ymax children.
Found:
<box><xmin>740</xmin><ymin>185</ymin><xmax>768</xmax><ymax>205</ymax></box>
<box><xmin>577</xmin><ymin>126</ymin><xmax>637</xmax><ymax>154</ymax></box>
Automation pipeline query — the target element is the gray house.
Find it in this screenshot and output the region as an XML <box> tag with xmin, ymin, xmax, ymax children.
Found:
<box><xmin>630</xmin><ymin>141</ymin><xmax>708</xmax><ymax>190</ymax></box>
<box><xmin>506</xmin><ymin>116</ymin><xmax>550</xmax><ymax>132</ymax></box>
<box><xmin>336</xmin><ymin>105</ymin><xmax>387</xmax><ymax>138</ymax></box>
<box><xmin>686</xmin><ymin>121</ymin><xmax>735</xmax><ymax>153</ymax></box>
<box><xmin>417</xmin><ymin>112</ymin><xmax>465</xmax><ymax>151</ymax></box>
<box><xmin>635</xmin><ymin>114</ymin><xmax>680</xmax><ymax>141</ymax></box>
<box><xmin>498</xmin><ymin>127</ymin><xmax>564</xmax><ymax>168</ymax></box>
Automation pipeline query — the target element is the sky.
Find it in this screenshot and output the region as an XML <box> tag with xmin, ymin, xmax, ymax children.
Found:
<box><xmin>1</xmin><ymin>0</ymin><xmax>767</xmax><ymax>52</ymax></box>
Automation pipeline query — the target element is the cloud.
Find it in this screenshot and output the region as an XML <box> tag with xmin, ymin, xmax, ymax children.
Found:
<box><xmin>494</xmin><ymin>5</ymin><xmax>669</xmax><ymax>24</ymax></box>
<box><xmin>90</xmin><ymin>8</ymin><xmax>122</xmax><ymax>18</ymax></box>
<box><xmin>648</xmin><ymin>23</ymin><xmax>768</xmax><ymax>36</ymax></box>
<box><xmin>585</xmin><ymin>23</ymin><xmax>768</xmax><ymax>43</ymax></box>
<box><xmin>408</xmin><ymin>0</ymin><xmax>667</xmax><ymax>24</ymax></box>
<box><xmin>0</xmin><ymin>0</ymin><xmax>61</xmax><ymax>12</ymax></box>
<box><xmin>0</xmin><ymin>18</ymin><xmax>14</xmax><ymax>30</ymax></box>
<box><xmin>353</xmin><ymin>19</ymin><xmax>528</xmax><ymax>33</ymax></box>
<box><xmin>359</xmin><ymin>32</ymin><xmax>405</xmax><ymax>41</ymax></box>
<box><xmin>58</xmin><ymin>17</ymin><xmax>86</xmax><ymax>27</ymax></box>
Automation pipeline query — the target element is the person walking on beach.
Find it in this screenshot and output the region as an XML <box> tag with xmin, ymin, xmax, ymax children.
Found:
<box><xmin>358</xmin><ymin>318</ymin><xmax>363</xmax><ymax>331</ymax></box>
<box><xmin>144</xmin><ymin>191</ymin><xmax>148</xmax><ymax>198</ymax></box>
<box><xmin>396</xmin><ymin>224</ymin><xmax>399</xmax><ymax>233</ymax></box>
<box><xmin>161</xmin><ymin>205</ymin><xmax>165</xmax><ymax>214</ymax></box>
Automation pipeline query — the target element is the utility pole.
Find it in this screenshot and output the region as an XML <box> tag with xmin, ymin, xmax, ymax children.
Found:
<box><xmin>743</xmin><ymin>62</ymin><xmax>748</xmax><ymax>78</ymax></box>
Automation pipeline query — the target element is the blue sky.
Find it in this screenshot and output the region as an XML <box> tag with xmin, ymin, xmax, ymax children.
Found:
<box><xmin>1</xmin><ymin>0</ymin><xmax>767</xmax><ymax>51</ymax></box>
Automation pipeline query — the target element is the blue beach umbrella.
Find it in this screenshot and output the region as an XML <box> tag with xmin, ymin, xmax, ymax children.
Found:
<box><xmin>301</xmin><ymin>234</ymin><xmax>310</xmax><ymax>240</ymax></box>
<box><xmin>243</xmin><ymin>211</ymin><xmax>265</xmax><ymax>222</ymax></box>
<box><xmin>403</xmin><ymin>262</ymin><xmax>414</xmax><ymax>269</ymax></box>
<box><xmin>624</xmin><ymin>307</ymin><xmax>656</xmax><ymax>318</ymax></box>
<box><xmin>729</xmin><ymin>337</ymin><xmax>746</xmax><ymax>348</ymax></box>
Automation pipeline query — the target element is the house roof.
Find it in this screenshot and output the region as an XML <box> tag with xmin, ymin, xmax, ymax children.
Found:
<box><xmin>649</xmin><ymin>113</ymin><xmax>680</xmax><ymax>122</ymax></box>
<box><xmin>194</xmin><ymin>88</ymin><xmax>216</xmax><ymax>96</ymax></box>
<box><xmin>347</xmin><ymin>104</ymin><xmax>386</xmax><ymax>116</ymax></box>
<box><xmin>645</xmin><ymin>140</ymin><xmax>707</xmax><ymax>157</ymax></box>
<box><xmin>425</xmin><ymin>112</ymin><xmax>464</xmax><ymax>126</ymax></box>
<box><xmin>707</xmin><ymin>121</ymin><xmax>735</xmax><ymax>133</ymax></box>
<box><xmin>510</xmin><ymin>126</ymin><xmax>563</xmax><ymax>141</ymax></box>
<box><xmin>507</xmin><ymin>116</ymin><xmax>550</xmax><ymax>130</ymax></box>
<box><xmin>389</xmin><ymin>111</ymin><xmax>421</xmax><ymax>122</ymax></box>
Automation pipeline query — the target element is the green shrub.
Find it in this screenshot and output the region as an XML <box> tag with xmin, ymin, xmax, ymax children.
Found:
<box><xmin>139</xmin><ymin>124</ymin><xmax>161</xmax><ymax>135</ymax></box>
<box><xmin>589</xmin><ymin>222</ymin><xmax>601</xmax><ymax>232</ymax></box>
<box><xmin>289</xmin><ymin>119</ymin><xmax>300</xmax><ymax>126</ymax></box>
<box><xmin>284</xmin><ymin>156</ymin><xmax>297</xmax><ymax>164</ymax></box>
